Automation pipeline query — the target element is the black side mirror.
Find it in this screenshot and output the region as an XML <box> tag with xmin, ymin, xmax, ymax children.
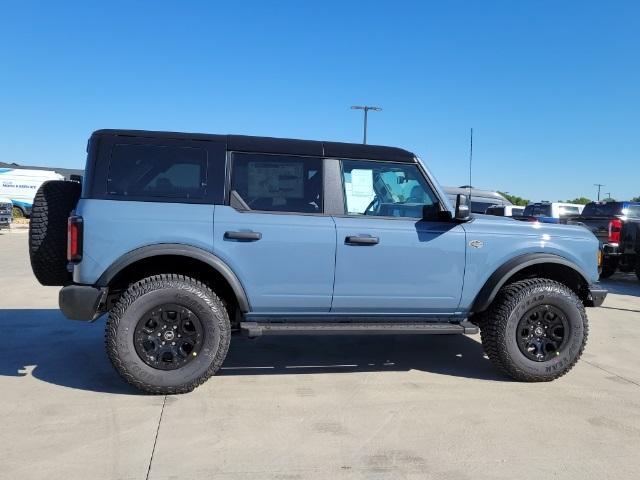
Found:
<box><xmin>455</xmin><ymin>194</ymin><xmax>471</xmax><ymax>221</ymax></box>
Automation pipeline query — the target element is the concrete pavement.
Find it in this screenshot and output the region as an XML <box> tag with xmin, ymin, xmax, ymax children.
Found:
<box><xmin>1</xmin><ymin>229</ymin><xmax>639</xmax><ymax>479</ymax></box>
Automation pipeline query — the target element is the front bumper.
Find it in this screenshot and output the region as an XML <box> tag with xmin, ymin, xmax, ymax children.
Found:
<box><xmin>587</xmin><ymin>285</ymin><xmax>607</xmax><ymax>308</ymax></box>
<box><xmin>59</xmin><ymin>284</ymin><xmax>107</xmax><ymax>321</ymax></box>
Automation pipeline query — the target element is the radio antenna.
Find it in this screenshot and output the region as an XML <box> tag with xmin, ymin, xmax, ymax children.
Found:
<box><xmin>468</xmin><ymin>128</ymin><xmax>473</xmax><ymax>200</ymax></box>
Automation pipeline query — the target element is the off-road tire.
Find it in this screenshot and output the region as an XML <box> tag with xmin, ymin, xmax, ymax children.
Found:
<box><xmin>29</xmin><ymin>180</ymin><xmax>82</xmax><ymax>286</ymax></box>
<box><xmin>480</xmin><ymin>279</ymin><xmax>588</xmax><ymax>382</ymax></box>
<box><xmin>106</xmin><ymin>274</ymin><xmax>231</xmax><ymax>394</ymax></box>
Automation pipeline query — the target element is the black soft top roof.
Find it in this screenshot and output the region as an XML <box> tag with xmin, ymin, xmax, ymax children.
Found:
<box><xmin>92</xmin><ymin>129</ymin><xmax>416</xmax><ymax>163</ymax></box>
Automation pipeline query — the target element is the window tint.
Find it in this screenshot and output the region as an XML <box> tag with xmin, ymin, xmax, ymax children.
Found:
<box><xmin>558</xmin><ymin>205</ymin><xmax>580</xmax><ymax>217</ymax></box>
<box><xmin>470</xmin><ymin>199</ymin><xmax>500</xmax><ymax>214</ymax></box>
<box><xmin>341</xmin><ymin>160</ymin><xmax>438</xmax><ymax>218</ymax></box>
<box><xmin>231</xmin><ymin>153</ymin><xmax>322</xmax><ymax>213</ymax></box>
<box><xmin>523</xmin><ymin>204</ymin><xmax>552</xmax><ymax>217</ymax></box>
<box><xmin>486</xmin><ymin>206</ymin><xmax>504</xmax><ymax>216</ymax></box>
<box><xmin>108</xmin><ymin>144</ymin><xmax>207</xmax><ymax>199</ymax></box>
<box><xmin>581</xmin><ymin>202</ymin><xmax>622</xmax><ymax>217</ymax></box>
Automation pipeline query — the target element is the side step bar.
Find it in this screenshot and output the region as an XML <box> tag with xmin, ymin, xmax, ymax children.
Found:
<box><xmin>240</xmin><ymin>321</ymin><xmax>478</xmax><ymax>337</ymax></box>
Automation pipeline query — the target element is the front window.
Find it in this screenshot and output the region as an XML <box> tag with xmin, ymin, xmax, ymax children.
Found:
<box><xmin>340</xmin><ymin>160</ymin><xmax>438</xmax><ymax>218</ymax></box>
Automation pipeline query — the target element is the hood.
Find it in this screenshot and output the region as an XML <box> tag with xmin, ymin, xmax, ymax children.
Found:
<box><xmin>465</xmin><ymin>214</ymin><xmax>597</xmax><ymax>240</ymax></box>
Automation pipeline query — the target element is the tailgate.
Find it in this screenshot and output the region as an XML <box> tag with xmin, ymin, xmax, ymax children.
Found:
<box><xmin>576</xmin><ymin>216</ymin><xmax>611</xmax><ymax>243</ymax></box>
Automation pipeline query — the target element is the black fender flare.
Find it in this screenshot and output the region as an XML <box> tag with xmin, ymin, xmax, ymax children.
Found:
<box><xmin>96</xmin><ymin>243</ymin><xmax>251</xmax><ymax>312</ymax></box>
<box><xmin>471</xmin><ymin>253</ymin><xmax>590</xmax><ymax>313</ymax></box>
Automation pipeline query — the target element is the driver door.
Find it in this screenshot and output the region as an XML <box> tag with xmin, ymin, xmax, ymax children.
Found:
<box><xmin>331</xmin><ymin>159</ymin><xmax>466</xmax><ymax>314</ymax></box>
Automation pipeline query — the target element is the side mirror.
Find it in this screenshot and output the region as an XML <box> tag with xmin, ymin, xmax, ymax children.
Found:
<box><xmin>455</xmin><ymin>194</ymin><xmax>471</xmax><ymax>221</ymax></box>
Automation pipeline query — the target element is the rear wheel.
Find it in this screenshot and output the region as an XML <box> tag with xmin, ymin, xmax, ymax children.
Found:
<box><xmin>106</xmin><ymin>274</ymin><xmax>231</xmax><ymax>394</ymax></box>
<box><xmin>480</xmin><ymin>279</ymin><xmax>588</xmax><ymax>382</ymax></box>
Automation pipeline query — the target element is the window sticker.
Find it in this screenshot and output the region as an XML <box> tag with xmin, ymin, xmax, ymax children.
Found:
<box><xmin>247</xmin><ymin>162</ymin><xmax>304</xmax><ymax>199</ymax></box>
<box><xmin>345</xmin><ymin>169</ymin><xmax>376</xmax><ymax>213</ymax></box>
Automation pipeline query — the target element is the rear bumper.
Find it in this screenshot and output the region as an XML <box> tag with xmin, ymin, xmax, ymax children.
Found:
<box><xmin>59</xmin><ymin>284</ymin><xmax>107</xmax><ymax>321</ymax></box>
<box><xmin>601</xmin><ymin>243</ymin><xmax>620</xmax><ymax>257</ymax></box>
<box><xmin>587</xmin><ymin>285</ymin><xmax>607</xmax><ymax>308</ymax></box>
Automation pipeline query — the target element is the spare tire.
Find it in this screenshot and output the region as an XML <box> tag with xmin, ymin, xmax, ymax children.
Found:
<box><xmin>29</xmin><ymin>181</ymin><xmax>82</xmax><ymax>286</ymax></box>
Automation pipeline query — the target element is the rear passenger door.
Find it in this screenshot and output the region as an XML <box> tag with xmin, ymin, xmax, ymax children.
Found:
<box><xmin>213</xmin><ymin>153</ymin><xmax>336</xmax><ymax>314</ymax></box>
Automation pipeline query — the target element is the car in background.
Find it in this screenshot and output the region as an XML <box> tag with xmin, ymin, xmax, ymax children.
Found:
<box><xmin>565</xmin><ymin>201</ymin><xmax>640</xmax><ymax>278</ymax></box>
<box><xmin>485</xmin><ymin>204</ymin><xmax>524</xmax><ymax>217</ymax></box>
<box><xmin>443</xmin><ymin>186</ymin><xmax>512</xmax><ymax>214</ymax></box>
<box><xmin>521</xmin><ymin>202</ymin><xmax>584</xmax><ymax>223</ymax></box>
<box><xmin>0</xmin><ymin>168</ymin><xmax>64</xmax><ymax>217</ymax></box>
<box><xmin>0</xmin><ymin>197</ymin><xmax>12</xmax><ymax>230</ymax></box>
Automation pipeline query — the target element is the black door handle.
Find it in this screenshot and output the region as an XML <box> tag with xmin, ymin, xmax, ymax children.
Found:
<box><xmin>345</xmin><ymin>235</ymin><xmax>379</xmax><ymax>246</ymax></box>
<box><xmin>224</xmin><ymin>231</ymin><xmax>262</xmax><ymax>241</ymax></box>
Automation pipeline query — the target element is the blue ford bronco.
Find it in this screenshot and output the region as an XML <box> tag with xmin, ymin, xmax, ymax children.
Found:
<box><xmin>28</xmin><ymin>129</ymin><xmax>607</xmax><ymax>394</ymax></box>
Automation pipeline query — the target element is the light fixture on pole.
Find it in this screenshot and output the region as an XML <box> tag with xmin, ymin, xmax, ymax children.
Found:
<box><xmin>350</xmin><ymin>105</ymin><xmax>382</xmax><ymax>144</ymax></box>
<box><xmin>594</xmin><ymin>183</ymin><xmax>605</xmax><ymax>201</ymax></box>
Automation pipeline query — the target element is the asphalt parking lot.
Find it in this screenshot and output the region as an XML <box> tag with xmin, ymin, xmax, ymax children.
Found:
<box><xmin>1</xmin><ymin>228</ymin><xmax>639</xmax><ymax>480</ymax></box>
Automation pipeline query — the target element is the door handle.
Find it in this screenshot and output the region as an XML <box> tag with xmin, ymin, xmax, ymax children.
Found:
<box><xmin>345</xmin><ymin>235</ymin><xmax>379</xmax><ymax>246</ymax></box>
<box><xmin>224</xmin><ymin>231</ymin><xmax>262</xmax><ymax>241</ymax></box>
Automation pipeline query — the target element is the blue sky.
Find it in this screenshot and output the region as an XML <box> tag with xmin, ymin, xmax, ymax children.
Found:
<box><xmin>1</xmin><ymin>1</ymin><xmax>638</xmax><ymax>202</ymax></box>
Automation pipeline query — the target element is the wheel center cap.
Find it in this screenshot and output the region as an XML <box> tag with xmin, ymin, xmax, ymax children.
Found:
<box><xmin>164</xmin><ymin>330</ymin><xmax>175</xmax><ymax>341</ymax></box>
<box><xmin>534</xmin><ymin>327</ymin><xmax>544</xmax><ymax>337</ymax></box>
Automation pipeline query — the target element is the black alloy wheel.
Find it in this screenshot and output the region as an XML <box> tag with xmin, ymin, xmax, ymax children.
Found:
<box><xmin>134</xmin><ymin>303</ymin><xmax>204</xmax><ymax>370</ymax></box>
<box><xmin>516</xmin><ymin>305</ymin><xmax>569</xmax><ymax>362</ymax></box>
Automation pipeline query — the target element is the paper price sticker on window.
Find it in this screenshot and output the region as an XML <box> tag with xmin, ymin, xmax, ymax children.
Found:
<box><xmin>247</xmin><ymin>162</ymin><xmax>304</xmax><ymax>199</ymax></box>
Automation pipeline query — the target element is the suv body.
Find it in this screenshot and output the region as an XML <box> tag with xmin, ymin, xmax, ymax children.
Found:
<box><xmin>443</xmin><ymin>186</ymin><xmax>512</xmax><ymax>214</ymax></box>
<box><xmin>0</xmin><ymin>197</ymin><xmax>12</xmax><ymax>229</ymax></box>
<box><xmin>485</xmin><ymin>204</ymin><xmax>524</xmax><ymax>217</ymax></box>
<box><xmin>522</xmin><ymin>202</ymin><xmax>584</xmax><ymax>224</ymax></box>
<box><xmin>31</xmin><ymin>130</ymin><xmax>606</xmax><ymax>393</ymax></box>
<box><xmin>566</xmin><ymin>201</ymin><xmax>640</xmax><ymax>278</ymax></box>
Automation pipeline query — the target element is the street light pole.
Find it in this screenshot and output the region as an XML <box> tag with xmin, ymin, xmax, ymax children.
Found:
<box><xmin>594</xmin><ymin>183</ymin><xmax>605</xmax><ymax>201</ymax></box>
<box><xmin>351</xmin><ymin>105</ymin><xmax>382</xmax><ymax>144</ymax></box>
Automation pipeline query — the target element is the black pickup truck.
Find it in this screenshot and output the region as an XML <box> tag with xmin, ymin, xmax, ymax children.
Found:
<box><xmin>566</xmin><ymin>201</ymin><xmax>640</xmax><ymax>279</ymax></box>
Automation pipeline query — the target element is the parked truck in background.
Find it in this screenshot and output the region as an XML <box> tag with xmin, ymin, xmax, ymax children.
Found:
<box><xmin>521</xmin><ymin>202</ymin><xmax>584</xmax><ymax>224</ymax></box>
<box><xmin>566</xmin><ymin>201</ymin><xmax>640</xmax><ymax>278</ymax></box>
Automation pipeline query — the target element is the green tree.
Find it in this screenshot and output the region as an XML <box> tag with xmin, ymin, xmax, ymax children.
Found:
<box><xmin>565</xmin><ymin>197</ymin><xmax>592</xmax><ymax>205</ymax></box>
<box><xmin>498</xmin><ymin>192</ymin><xmax>529</xmax><ymax>206</ymax></box>
<box><xmin>631</xmin><ymin>196</ymin><xmax>640</xmax><ymax>202</ymax></box>
<box><xmin>601</xmin><ymin>197</ymin><xmax>616</xmax><ymax>202</ymax></box>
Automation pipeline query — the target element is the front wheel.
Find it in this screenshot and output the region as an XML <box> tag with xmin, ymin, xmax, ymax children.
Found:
<box><xmin>480</xmin><ymin>279</ymin><xmax>588</xmax><ymax>382</ymax></box>
<box><xmin>106</xmin><ymin>274</ymin><xmax>231</xmax><ymax>394</ymax></box>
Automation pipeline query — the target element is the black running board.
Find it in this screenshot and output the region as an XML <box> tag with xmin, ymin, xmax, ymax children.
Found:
<box><xmin>240</xmin><ymin>321</ymin><xmax>478</xmax><ymax>337</ymax></box>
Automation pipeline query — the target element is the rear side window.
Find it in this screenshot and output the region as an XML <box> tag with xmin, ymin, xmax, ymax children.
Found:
<box><xmin>231</xmin><ymin>153</ymin><xmax>323</xmax><ymax>213</ymax></box>
<box><xmin>523</xmin><ymin>204</ymin><xmax>552</xmax><ymax>217</ymax></box>
<box><xmin>471</xmin><ymin>199</ymin><xmax>499</xmax><ymax>214</ymax></box>
<box><xmin>485</xmin><ymin>206</ymin><xmax>504</xmax><ymax>216</ymax></box>
<box><xmin>582</xmin><ymin>202</ymin><xmax>622</xmax><ymax>216</ymax></box>
<box><xmin>108</xmin><ymin>144</ymin><xmax>207</xmax><ymax>199</ymax></box>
